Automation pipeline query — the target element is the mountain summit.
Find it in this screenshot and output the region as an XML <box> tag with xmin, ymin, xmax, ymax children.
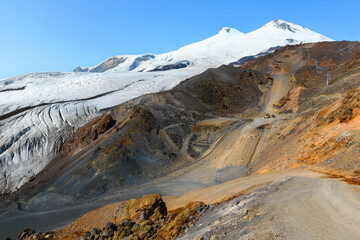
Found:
<box><xmin>263</xmin><ymin>19</ymin><xmax>304</xmax><ymax>32</ymax></box>
<box><xmin>217</xmin><ymin>27</ymin><xmax>244</xmax><ymax>35</ymax></box>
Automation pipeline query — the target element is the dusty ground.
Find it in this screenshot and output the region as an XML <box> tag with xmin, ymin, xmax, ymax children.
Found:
<box><xmin>178</xmin><ymin>173</ymin><xmax>360</xmax><ymax>240</ymax></box>
<box><xmin>40</xmin><ymin>169</ymin><xmax>360</xmax><ymax>239</ymax></box>
<box><xmin>52</xmin><ymin>169</ymin><xmax>320</xmax><ymax>239</ymax></box>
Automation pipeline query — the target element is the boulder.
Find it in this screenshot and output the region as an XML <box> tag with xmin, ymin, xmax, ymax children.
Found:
<box><xmin>113</xmin><ymin>194</ymin><xmax>167</xmax><ymax>223</ymax></box>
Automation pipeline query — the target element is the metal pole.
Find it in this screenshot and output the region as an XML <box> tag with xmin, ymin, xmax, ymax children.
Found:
<box><xmin>326</xmin><ymin>74</ymin><xmax>331</xmax><ymax>86</ymax></box>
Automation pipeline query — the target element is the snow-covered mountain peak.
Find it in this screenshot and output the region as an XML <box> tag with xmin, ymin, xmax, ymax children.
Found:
<box><xmin>73</xmin><ymin>20</ymin><xmax>332</xmax><ymax>74</ymax></box>
<box><xmin>263</xmin><ymin>19</ymin><xmax>304</xmax><ymax>33</ymax></box>
<box><xmin>217</xmin><ymin>27</ymin><xmax>243</xmax><ymax>35</ymax></box>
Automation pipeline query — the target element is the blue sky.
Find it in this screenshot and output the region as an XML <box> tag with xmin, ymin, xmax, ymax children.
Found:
<box><xmin>0</xmin><ymin>0</ymin><xmax>359</xmax><ymax>79</ymax></box>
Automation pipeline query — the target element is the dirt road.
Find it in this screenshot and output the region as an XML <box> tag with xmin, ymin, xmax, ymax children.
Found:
<box><xmin>179</xmin><ymin>172</ymin><xmax>360</xmax><ymax>240</ymax></box>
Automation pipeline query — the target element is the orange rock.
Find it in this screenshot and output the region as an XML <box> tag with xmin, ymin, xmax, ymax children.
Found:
<box><xmin>60</xmin><ymin>112</ymin><xmax>114</xmax><ymax>156</ymax></box>
<box><xmin>113</xmin><ymin>194</ymin><xmax>167</xmax><ymax>224</ymax></box>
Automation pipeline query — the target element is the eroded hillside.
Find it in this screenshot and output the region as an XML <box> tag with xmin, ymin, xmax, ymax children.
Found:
<box><xmin>1</xmin><ymin>65</ymin><xmax>272</xmax><ymax>208</ymax></box>
<box><xmin>240</xmin><ymin>41</ymin><xmax>360</xmax><ymax>176</ymax></box>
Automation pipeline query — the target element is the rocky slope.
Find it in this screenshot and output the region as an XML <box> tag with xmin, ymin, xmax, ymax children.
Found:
<box><xmin>2</xmin><ymin>41</ymin><xmax>360</xmax><ymax>239</ymax></box>
<box><xmin>1</xmin><ymin>65</ymin><xmax>272</xmax><ymax>209</ymax></box>
<box><xmin>238</xmin><ymin>41</ymin><xmax>360</xmax><ymax>175</ymax></box>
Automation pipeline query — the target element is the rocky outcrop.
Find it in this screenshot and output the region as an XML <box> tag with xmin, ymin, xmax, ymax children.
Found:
<box><xmin>331</xmin><ymin>89</ymin><xmax>360</xmax><ymax>123</ymax></box>
<box><xmin>11</xmin><ymin>228</ymin><xmax>54</xmax><ymax>240</ymax></box>
<box><xmin>73</xmin><ymin>66</ymin><xmax>90</xmax><ymax>72</ymax></box>
<box><xmin>129</xmin><ymin>54</ymin><xmax>155</xmax><ymax>71</ymax></box>
<box><xmin>74</xmin><ymin>57</ymin><xmax>127</xmax><ymax>73</ymax></box>
<box><xmin>49</xmin><ymin>194</ymin><xmax>207</xmax><ymax>240</ymax></box>
<box><xmin>60</xmin><ymin>113</ymin><xmax>115</xmax><ymax>156</ymax></box>
<box><xmin>91</xmin><ymin>57</ymin><xmax>127</xmax><ymax>72</ymax></box>
<box><xmin>113</xmin><ymin>194</ymin><xmax>167</xmax><ymax>223</ymax></box>
<box><xmin>149</xmin><ymin>60</ymin><xmax>191</xmax><ymax>72</ymax></box>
